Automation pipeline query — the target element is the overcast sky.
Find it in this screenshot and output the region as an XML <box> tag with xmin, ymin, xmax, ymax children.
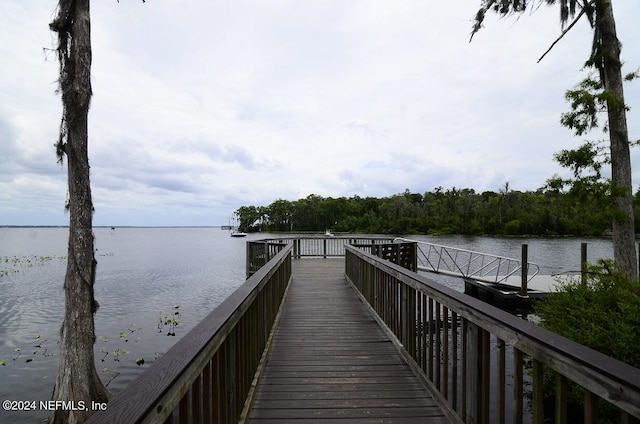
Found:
<box><xmin>1</xmin><ymin>1</ymin><xmax>639</xmax><ymax>227</ymax></box>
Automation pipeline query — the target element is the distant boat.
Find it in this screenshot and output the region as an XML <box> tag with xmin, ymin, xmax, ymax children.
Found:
<box><xmin>228</xmin><ymin>216</ymin><xmax>247</xmax><ymax>237</ymax></box>
<box><xmin>230</xmin><ymin>229</ymin><xmax>247</xmax><ymax>238</ymax></box>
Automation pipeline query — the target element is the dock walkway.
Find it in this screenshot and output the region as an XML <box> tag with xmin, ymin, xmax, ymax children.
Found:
<box><xmin>247</xmin><ymin>258</ymin><xmax>449</xmax><ymax>423</ymax></box>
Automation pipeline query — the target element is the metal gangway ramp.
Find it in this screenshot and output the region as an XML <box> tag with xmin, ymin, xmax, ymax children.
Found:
<box><xmin>394</xmin><ymin>237</ymin><xmax>540</xmax><ymax>284</ymax></box>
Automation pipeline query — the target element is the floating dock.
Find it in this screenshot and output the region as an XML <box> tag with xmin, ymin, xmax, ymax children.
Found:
<box><xmin>463</xmin><ymin>274</ymin><xmax>577</xmax><ymax>310</ymax></box>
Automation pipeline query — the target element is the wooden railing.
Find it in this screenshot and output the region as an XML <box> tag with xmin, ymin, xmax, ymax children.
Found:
<box><xmin>246</xmin><ymin>241</ymin><xmax>288</xmax><ymax>277</ymax></box>
<box><xmin>246</xmin><ymin>236</ymin><xmax>393</xmax><ymax>276</ymax></box>
<box><xmin>87</xmin><ymin>245</ymin><xmax>293</xmax><ymax>424</ymax></box>
<box><xmin>345</xmin><ymin>245</ymin><xmax>640</xmax><ymax>424</ymax></box>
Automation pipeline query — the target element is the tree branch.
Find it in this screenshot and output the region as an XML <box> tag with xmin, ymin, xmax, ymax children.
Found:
<box><xmin>537</xmin><ymin>7</ymin><xmax>586</xmax><ymax>63</ymax></box>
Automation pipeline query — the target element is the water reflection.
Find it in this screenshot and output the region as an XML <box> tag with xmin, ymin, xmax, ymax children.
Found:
<box><xmin>0</xmin><ymin>227</ymin><xmax>251</xmax><ymax>423</ymax></box>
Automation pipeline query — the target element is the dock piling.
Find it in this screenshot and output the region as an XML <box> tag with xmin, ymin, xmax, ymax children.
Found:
<box><xmin>520</xmin><ymin>244</ymin><xmax>528</xmax><ymax>297</ymax></box>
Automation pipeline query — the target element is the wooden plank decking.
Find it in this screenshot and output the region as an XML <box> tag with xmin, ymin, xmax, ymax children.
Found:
<box><xmin>247</xmin><ymin>258</ymin><xmax>449</xmax><ymax>423</ymax></box>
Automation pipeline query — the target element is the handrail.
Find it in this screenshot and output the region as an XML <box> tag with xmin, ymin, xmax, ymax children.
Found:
<box><xmin>345</xmin><ymin>245</ymin><xmax>640</xmax><ymax>423</ymax></box>
<box><xmin>247</xmin><ymin>236</ymin><xmax>394</xmax><ymax>276</ymax></box>
<box><xmin>394</xmin><ymin>237</ymin><xmax>540</xmax><ymax>284</ymax></box>
<box><xmin>87</xmin><ymin>245</ymin><xmax>293</xmax><ymax>424</ymax></box>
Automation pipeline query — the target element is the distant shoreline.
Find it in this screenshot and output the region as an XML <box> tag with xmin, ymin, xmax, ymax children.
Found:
<box><xmin>0</xmin><ymin>225</ymin><xmax>221</xmax><ymax>229</ymax></box>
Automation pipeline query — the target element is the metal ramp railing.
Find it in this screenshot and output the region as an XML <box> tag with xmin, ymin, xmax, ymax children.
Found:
<box><xmin>393</xmin><ymin>237</ymin><xmax>539</xmax><ymax>284</ymax></box>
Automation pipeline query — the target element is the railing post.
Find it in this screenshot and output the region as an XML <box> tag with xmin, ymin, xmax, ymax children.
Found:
<box><xmin>497</xmin><ymin>339</ymin><xmax>506</xmax><ymax>424</ymax></box>
<box><xmin>584</xmin><ymin>390</ymin><xmax>599</xmax><ymax>424</ymax></box>
<box><xmin>555</xmin><ymin>373</ymin><xmax>568</xmax><ymax>424</ymax></box>
<box><xmin>581</xmin><ymin>242</ymin><xmax>588</xmax><ymax>284</ymax></box>
<box><xmin>480</xmin><ymin>328</ymin><xmax>490</xmax><ymax>424</ymax></box>
<box><xmin>533</xmin><ymin>359</ymin><xmax>544</xmax><ymax>424</ymax></box>
<box><xmin>465</xmin><ymin>321</ymin><xmax>480</xmax><ymax>424</ymax></box>
<box><xmin>224</xmin><ymin>331</ymin><xmax>237</xmax><ymax>423</ymax></box>
<box><xmin>513</xmin><ymin>348</ymin><xmax>524</xmax><ymax>424</ymax></box>
<box><xmin>400</xmin><ymin>283</ymin><xmax>408</xmax><ymax>347</ymax></box>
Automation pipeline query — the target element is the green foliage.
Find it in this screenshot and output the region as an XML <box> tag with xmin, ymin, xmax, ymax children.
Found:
<box><xmin>548</xmin><ymin>140</ymin><xmax>613</xmax><ymax>220</ymax></box>
<box><xmin>559</xmin><ymin>69</ymin><xmax>634</xmax><ymax>138</ymax></box>
<box><xmin>624</xmin><ymin>69</ymin><xmax>640</xmax><ymax>82</ymax></box>
<box><xmin>503</xmin><ymin>219</ymin><xmax>521</xmax><ymax>235</ymax></box>
<box><xmin>554</xmin><ymin>141</ymin><xmax>605</xmax><ymax>178</ymax></box>
<box><xmin>560</xmin><ymin>75</ymin><xmax>608</xmax><ymax>136</ymax></box>
<box><xmin>534</xmin><ymin>261</ymin><xmax>640</xmax><ymax>420</ymax></box>
<box><xmin>235</xmin><ymin>183</ymin><xmax>640</xmax><ymax>236</ymax></box>
<box><xmin>535</xmin><ymin>261</ymin><xmax>640</xmax><ymax>368</ymax></box>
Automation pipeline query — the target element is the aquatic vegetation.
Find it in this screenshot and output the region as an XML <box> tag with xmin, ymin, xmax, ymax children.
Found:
<box><xmin>0</xmin><ymin>254</ymin><xmax>66</xmax><ymax>277</ymax></box>
<box><xmin>98</xmin><ymin>322</ymin><xmax>140</xmax><ymax>363</ymax></box>
<box><xmin>1</xmin><ymin>305</ymin><xmax>183</xmax><ymax>389</ymax></box>
<box><xmin>32</xmin><ymin>334</ymin><xmax>52</xmax><ymax>358</ymax></box>
<box><xmin>158</xmin><ymin>305</ymin><xmax>181</xmax><ymax>337</ymax></box>
<box><xmin>101</xmin><ymin>367</ymin><xmax>120</xmax><ymax>388</ymax></box>
<box><xmin>2</xmin><ymin>335</ymin><xmax>55</xmax><ymax>367</ymax></box>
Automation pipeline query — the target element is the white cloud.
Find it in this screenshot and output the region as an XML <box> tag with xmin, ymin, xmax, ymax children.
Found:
<box><xmin>1</xmin><ymin>1</ymin><xmax>639</xmax><ymax>226</ymax></box>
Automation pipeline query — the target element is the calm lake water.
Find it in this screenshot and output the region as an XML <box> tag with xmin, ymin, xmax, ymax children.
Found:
<box><xmin>0</xmin><ymin>228</ymin><xmax>614</xmax><ymax>423</ymax></box>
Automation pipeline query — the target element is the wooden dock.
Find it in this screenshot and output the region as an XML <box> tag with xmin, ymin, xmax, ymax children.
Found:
<box><xmin>86</xmin><ymin>240</ymin><xmax>640</xmax><ymax>423</ymax></box>
<box><xmin>246</xmin><ymin>258</ymin><xmax>450</xmax><ymax>423</ymax></box>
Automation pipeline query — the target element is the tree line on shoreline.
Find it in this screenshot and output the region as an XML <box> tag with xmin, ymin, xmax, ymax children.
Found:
<box><xmin>235</xmin><ymin>184</ymin><xmax>640</xmax><ymax>237</ymax></box>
